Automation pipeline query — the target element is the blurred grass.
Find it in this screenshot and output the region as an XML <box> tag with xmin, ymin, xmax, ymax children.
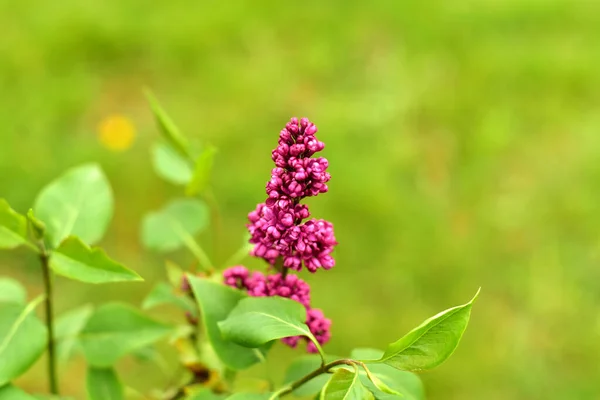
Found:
<box><xmin>1</xmin><ymin>0</ymin><xmax>600</xmax><ymax>398</ymax></box>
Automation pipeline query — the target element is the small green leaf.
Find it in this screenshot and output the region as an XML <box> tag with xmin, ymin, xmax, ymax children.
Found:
<box><xmin>284</xmin><ymin>355</ymin><xmax>338</xmax><ymax>397</ymax></box>
<box><xmin>26</xmin><ymin>209</ymin><xmax>46</xmax><ymax>240</ymax></box>
<box><xmin>0</xmin><ymin>385</ymin><xmax>38</xmax><ymax>400</ymax></box>
<box><xmin>50</xmin><ymin>236</ymin><xmax>142</xmax><ymax>284</ymax></box>
<box><xmin>187</xmin><ymin>276</ymin><xmax>264</xmax><ymax>370</ymax></box>
<box><xmin>141</xmin><ymin>199</ymin><xmax>210</xmax><ymax>252</ymax></box>
<box><xmin>145</xmin><ymin>90</ymin><xmax>190</xmax><ymax>158</ymax></box>
<box><xmin>0</xmin><ymin>198</ymin><xmax>28</xmax><ymax>249</ymax></box>
<box><xmin>0</xmin><ymin>278</ymin><xmax>27</xmax><ymax>305</ymax></box>
<box><xmin>86</xmin><ymin>367</ymin><xmax>124</xmax><ymax>400</ymax></box>
<box><xmin>376</xmin><ymin>289</ymin><xmax>480</xmax><ymax>372</ymax></box>
<box><xmin>0</xmin><ymin>296</ymin><xmax>47</xmax><ymax>385</ymax></box>
<box><xmin>351</xmin><ymin>348</ymin><xmax>424</xmax><ymax>400</ymax></box>
<box><xmin>142</xmin><ymin>282</ymin><xmax>195</xmax><ymax>313</ymax></box>
<box><xmin>218</xmin><ymin>296</ymin><xmax>317</xmax><ymax>350</ymax></box>
<box><xmin>79</xmin><ymin>302</ymin><xmax>171</xmax><ymax>367</ymax></box>
<box><xmin>321</xmin><ymin>368</ymin><xmax>374</xmax><ymax>400</ymax></box>
<box><xmin>33</xmin><ymin>163</ymin><xmax>113</xmax><ymax>248</ymax></box>
<box><xmin>55</xmin><ymin>304</ymin><xmax>94</xmax><ymax>363</ymax></box>
<box><xmin>151</xmin><ymin>141</ymin><xmax>193</xmax><ymax>185</ymax></box>
<box><xmin>186</xmin><ymin>145</ymin><xmax>217</xmax><ymax>196</ymax></box>
<box><xmin>165</xmin><ymin>260</ymin><xmax>185</xmax><ymax>287</ymax></box>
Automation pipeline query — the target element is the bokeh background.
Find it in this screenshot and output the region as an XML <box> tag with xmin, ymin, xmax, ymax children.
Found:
<box><xmin>2</xmin><ymin>1</ymin><xmax>600</xmax><ymax>399</ymax></box>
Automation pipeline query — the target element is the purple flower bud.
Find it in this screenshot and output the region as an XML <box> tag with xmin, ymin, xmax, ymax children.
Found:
<box><xmin>223</xmin><ymin>266</ymin><xmax>250</xmax><ymax>290</ymax></box>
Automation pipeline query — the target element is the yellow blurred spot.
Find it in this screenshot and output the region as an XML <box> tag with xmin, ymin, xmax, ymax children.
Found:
<box><xmin>98</xmin><ymin>114</ymin><xmax>136</xmax><ymax>151</ymax></box>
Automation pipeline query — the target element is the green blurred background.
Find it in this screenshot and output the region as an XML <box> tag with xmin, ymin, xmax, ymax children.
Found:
<box><xmin>2</xmin><ymin>0</ymin><xmax>600</xmax><ymax>398</ymax></box>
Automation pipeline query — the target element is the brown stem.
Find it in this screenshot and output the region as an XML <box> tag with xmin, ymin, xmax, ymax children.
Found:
<box><xmin>39</xmin><ymin>247</ymin><xmax>58</xmax><ymax>394</ymax></box>
<box><xmin>275</xmin><ymin>359</ymin><xmax>356</xmax><ymax>398</ymax></box>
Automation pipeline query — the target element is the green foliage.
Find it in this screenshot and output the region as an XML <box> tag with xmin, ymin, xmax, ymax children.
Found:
<box><xmin>50</xmin><ymin>236</ymin><xmax>142</xmax><ymax>284</ymax></box>
<box><xmin>351</xmin><ymin>349</ymin><xmax>424</xmax><ymax>400</ymax></box>
<box><xmin>141</xmin><ymin>199</ymin><xmax>210</xmax><ymax>252</ymax></box>
<box><xmin>33</xmin><ymin>164</ymin><xmax>113</xmax><ymax>248</ymax></box>
<box><xmin>26</xmin><ymin>209</ymin><xmax>46</xmax><ymax>241</ymax></box>
<box><xmin>0</xmin><ymin>385</ymin><xmax>37</xmax><ymax>400</ymax></box>
<box><xmin>283</xmin><ymin>355</ymin><xmax>337</xmax><ymax>397</ymax></box>
<box><xmin>0</xmin><ymin>296</ymin><xmax>47</xmax><ymax>385</ymax></box>
<box><xmin>219</xmin><ymin>296</ymin><xmax>321</xmax><ymax>354</ymax></box>
<box><xmin>0</xmin><ymin>278</ymin><xmax>27</xmax><ymax>305</ymax></box>
<box><xmin>151</xmin><ymin>141</ymin><xmax>193</xmax><ymax>185</ymax></box>
<box><xmin>145</xmin><ymin>90</ymin><xmax>190</xmax><ymax>159</ymax></box>
<box><xmin>187</xmin><ymin>275</ymin><xmax>264</xmax><ymax>370</ymax></box>
<box><xmin>0</xmin><ymin>199</ymin><xmax>28</xmax><ymax>250</ymax></box>
<box><xmin>225</xmin><ymin>394</ymin><xmax>272</xmax><ymax>400</ymax></box>
<box><xmin>376</xmin><ymin>289</ymin><xmax>479</xmax><ymax>372</ymax></box>
<box><xmin>142</xmin><ymin>281</ymin><xmax>195</xmax><ymax>313</ymax></box>
<box><xmin>55</xmin><ymin>304</ymin><xmax>93</xmax><ymax>363</ymax></box>
<box><xmin>86</xmin><ymin>367</ymin><xmax>124</xmax><ymax>400</ymax></box>
<box><xmin>79</xmin><ymin>303</ymin><xmax>171</xmax><ymax>367</ymax></box>
<box><xmin>320</xmin><ymin>368</ymin><xmax>374</xmax><ymax>400</ymax></box>
<box><xmin>186</xmin><ymin>145</ymin><xmax>217</xmax><ymax>196</ymax></box>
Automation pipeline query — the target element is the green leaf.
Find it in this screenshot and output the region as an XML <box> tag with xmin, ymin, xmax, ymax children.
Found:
<box><xmin>375</xmin><ymin>289</ymin><xmax>480</xmax><ymax>372</ymax></box>
<box><xmin>0</xmin><ymin>385</ymin><xmax>37</xmax><ymax>400</ymax></box>
<box><xmin>86</xmin><ymin>367</ymin><xmax>124</xmax><ymax>400</ymax></box>
<box><xmin>26</xmin><ymin>209</ymin><xmax>46</xmax><ymax>240</ymax></box>
<box><xmin>187</xmin><ymin>275</ymin><xmax>264</xmax><ymax>370</ymax></box>
<box><xmin>79</xmin><ymin>302</ymin><xmax>171</xmax><ymax>367</ymax></box>
<box><xmin>142</xmin><ymin>282</ymin><xmax>195</xmax><ymax>313</ymax></box>
<box><xmin>141</xmin><ymin>198</ymin><xmax>210</xmax><ymax>252</ymax></box>
<box><xmin>218</xmin><ymin>296</ymin><xmax>318</xmax><ymax>350</ymax></box>
<box><xmin>165</xmin><ymin>260</ymin><xmax>185</xmax><ymax>287</ymax></box>
<box><xmin>0</xmin><ymin>296</ymin><xmax>47</xmax><ymax>385</ymax></box>
<box><xmin>145</xmin><ymin>90</ymin><xmax>190</xmax><ymax>158</ymax></box>
<box><xmin>284</xmin><ymin>355</ymin><xmax>338</xmax><ymax>397</ymax></box>
<box><xmin>321</xmin><ymin>368</ymin><xmax>374</xmax><ymax>400</ymax></box>
<box><xmin>0</xmin><ymin>198</ymin><xmax>28</xmax><ymax>249</ymax></box>
<box><xmin>186</xmin><ymin>145</ymin><xmax>217</xmax><ymax>196</ymax></box>
<box><xmin>50</xmin><ymin>236</ymin><xmax>142</xmax><ymax>284</ymax></box>
<box><xmin>351</xmin><ymin>348</ymin><xmax>424</xmax><ymax>400</ymax></box>
<box><xmin>55</xmin><ymin>304</ymin><xmax>94</xmax><ymax>363</ymax></box>
<box><xmin>33</xmin><ymin>163</ymin><xmax>113</xmax><ymax>248</ymax></box>
<box><xmin>151</xmin><ymin>141</ymin><xmax>193</xmax><ymax>185</ymax></box>
<box><xmin>0</xmin><ymin>278</ymin><xmax>27</xmax><ymax>305</ymax></box>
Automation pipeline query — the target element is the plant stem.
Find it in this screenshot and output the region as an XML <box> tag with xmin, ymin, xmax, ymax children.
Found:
<box><xmin>39</xmin><ymin>247</ymin><xmax>59</xmax><ymax>395</ymax></box>
<box><xmin>272</xmin><ymin>359</ymin><xmax>355</xmax><ymax>399</ymax></box>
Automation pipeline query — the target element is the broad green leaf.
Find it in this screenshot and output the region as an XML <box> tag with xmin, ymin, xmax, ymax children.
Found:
<box><xmin>186</xmin><ymin>145</ymin><xmax>217</xmax><ymax>196</ymax></box>
<box><xmin>145</xmin><ymin>90</ymin><xmax>190</xmax><ymax>158</ymax></box>
<box><xmin>142</xmin><ymin>282</ymin><xmax>195</xmax><ymax>313</ymax></box>
<box><xmin>0</xmin><ymin>296</ymin><xmax>47</xmax><ymax>385</ymax></box>
<box><xmin>376</xmin><ymin>289</ymin><xmax>480</xmax><ymax>372</ymax></box>
<box><xmin>187</xmin><ymin>276</ymin><xmax>264</xmax><ymax>370</ymax></box>
<box><xmin>33</xmin><ymin>164</ymin><xmax>113</xmax><ymax>248</ymax></box>
<box><xmin>86</xmin><ymin>367</ymin><xmax>124</xmax><ymax>400</ymax></box>
<box><xmin>0</xmin><ymin>278</ymin><xmax>26</xmax><ymax>305</ymax></box>
<box><xmin>0</xmin><ymin>385</ymin><xmax>37</xmax><ymax>400</ymax></box>
<box><xmin>321</xmin><ymin>368</ymin><xmax>374</xmax><ymax>400</ymax></box>
<box><xmin>50</xmin><ymin>236</ymin><xmax>142</xmax><ymax>284</ymax></box>
<box><xmin>79</xmin><ymin>302</ymin><xmax>171</xmax><ymax>367</ymax></box>
<box><xmin>218</xmin><ymin>296</ymin><xmax>318</xmax><ymax>350</ymax></box>
<box><xmin>284</xmin><ymin>355</ymin><xmax>339</xmax><ymax>397</ymax></box>
<box><xmin>151</xmin><ymin>141</ymin><xmax>193</xmax><ymax>185</ymax></box>
<box><xmin>0</xmin><ymin>199</ymin><xmax>28</xmax><ymax>249</ymax></box>
<box><xmin>141</xmin><ymin>199</ymin><xmax>210</xmax><ymax>252</ymax></box>
<box><xmin>55</xmin><ymin>304</ymin><xmax>94</xmax><ymax>363</ymax></box>
<box><xmin>351</xmin><ymin>349</ymin><xmax>423</xmax><ymax>400</ymax></box>
<box><xmin>225</xmin><ymin>394</ymin><xmax>271</xmax><ymax>400</ymax></box>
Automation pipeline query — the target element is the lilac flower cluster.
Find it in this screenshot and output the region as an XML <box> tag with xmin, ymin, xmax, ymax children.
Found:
<box><xmin>223</xmin><ymin>265</ymin><xmax>330</xmax><ymax>353</ymax></box>
<box><xmin>223</xmin><ymin>117</ymin><xmax>336</xmax><ymax>353</ymax></box>
<box><xmin>247</xmin><ymin>117</ymin><xmax>337</xmax><ymax>273</ymax></box>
